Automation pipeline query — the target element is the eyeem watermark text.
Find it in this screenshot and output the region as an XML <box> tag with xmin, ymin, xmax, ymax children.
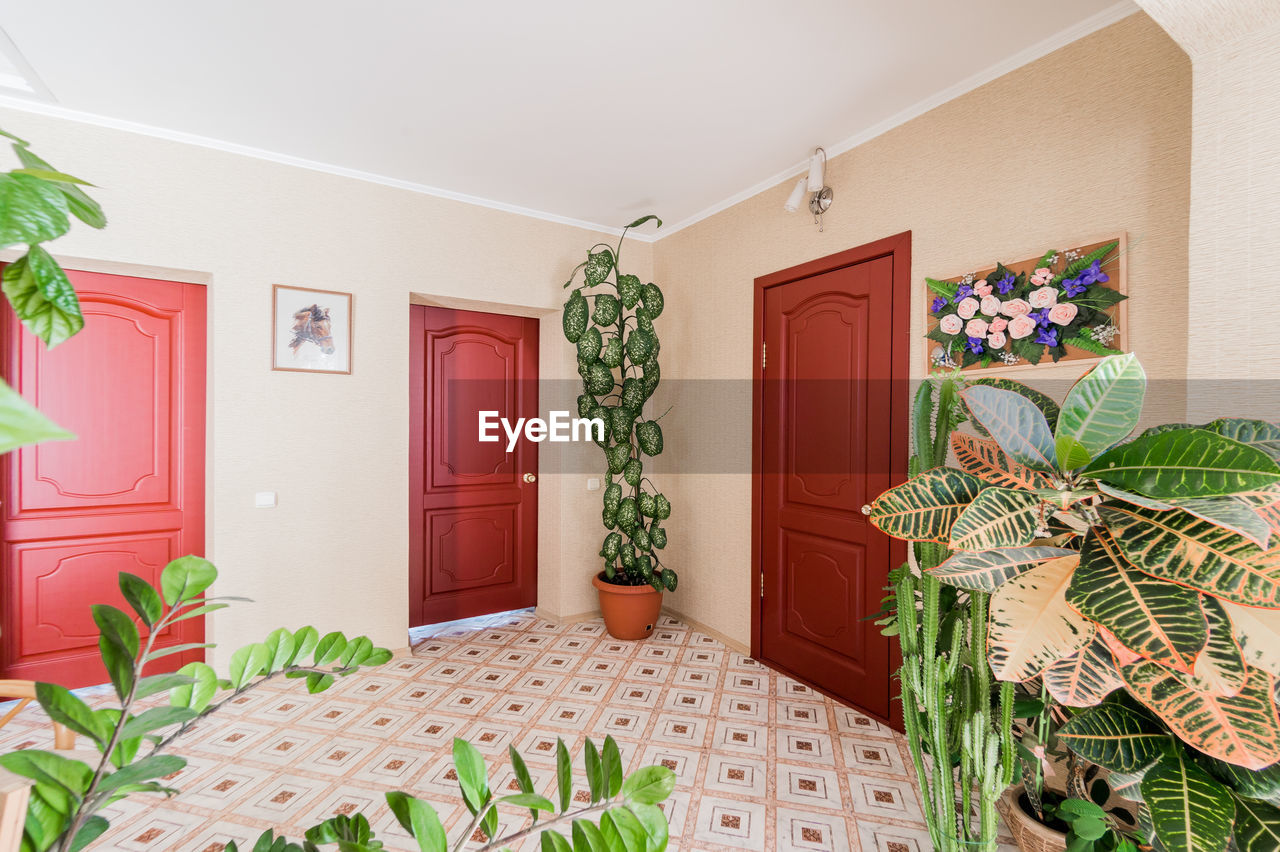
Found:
<box><xmin>478</xmin><ymin>410</ymin><xmax>605</xmax><ymax>452</ymax></box>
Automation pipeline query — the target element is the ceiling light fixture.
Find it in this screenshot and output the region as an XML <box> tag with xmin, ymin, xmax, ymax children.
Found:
<box><xmin>782</xmin><ymin>147</ymin><xmax>833</xmax><ymax>231</ymax></box>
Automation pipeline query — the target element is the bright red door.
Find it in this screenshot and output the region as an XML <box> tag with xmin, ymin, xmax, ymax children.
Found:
<box><xmin>1</xmin><ymin>269</ymin><xmax>207</xmax><ymax>688</ymax></box>
<box><xmin>754</xmin><ymin>235</ymin><xmax>909</xmax><ymax>722</ymax></box>
<box><xmin>409</xmin><ymin>305</ymin><xmax>538</xmax><ymax>627</ymax></box>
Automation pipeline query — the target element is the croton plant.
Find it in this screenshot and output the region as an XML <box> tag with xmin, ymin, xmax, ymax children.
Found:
<box><xmin>868</xmin><ymin>354</ymin><xmax>1280</xmax><ymax>851</ymax></box>
<box><xmin>562</xmin><ymin>215</ymin><xmax>676</xmax><ymax>592</ymax></box>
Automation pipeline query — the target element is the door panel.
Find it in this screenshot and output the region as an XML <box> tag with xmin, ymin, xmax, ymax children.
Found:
<box><xmin>2</xmin><ymin>270</ymin><xmax>207</xmax><ymax>687</ymax></box>
<box><xmin>409</xmin><ymin>305</ymin><xmax>538</xmax><ymax>626</ymax></box>
<box><xmin>757</xmin><ymin>246</ymin><xmax>903</xmax><ymax>721</ymax></box>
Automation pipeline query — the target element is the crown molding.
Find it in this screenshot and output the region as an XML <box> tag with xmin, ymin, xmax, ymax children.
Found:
<box><xmin>656</xmin><ymin>0</ymin><xmax>1139</xmax><ymax>239</ymax></box>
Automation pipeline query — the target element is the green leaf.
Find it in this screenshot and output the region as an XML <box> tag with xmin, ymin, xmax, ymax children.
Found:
<box><xmin>542</xmin><ymin>831</ymin><xmax>573</xmax><ymax>852</ymax></box>
<box><xmin>263</xmin><ymin>628</ymin><xmax>297</xmax><ymax>673</ymax></box>
<box><xmin>557</xmin><ymin>738</ymin><xmax>572</xmax><ymax>812</ymax></box>
<box><xmin>1057</xmin><ymin>703</ymin><xmax>1171</xmax><ymax>772</ymax></box>
<box><xmin>159</xmin><ymin>556</ymin><xmax>218</xmax><ymax>606</ymax></box>
<box><xmin>617</xmin><ymin>274</ymin><xmax>642</xmax><ymax>309</ymax></box>
<box><xmin>1204</xmin><ymin>419</ymin><xmax>1280</xmax><ymax>461</ymax></box>
<box><xmin>340</xmin><ymin>635</ymin><xmax>374</xmax><ymax>667</ymax></box>
<box><xmin>1066</xmin><ymin>527</ymin><xmax>1207</xmax><ymax>672</ymax></box>
<box><xmin>584</xmin><ymin>738</ymin><xmax>603</xmax><ymax>803</ymax></box>
<box><xmin>573</xmin><ymin>820</ymin><xmax>608</xmax><ymax>852</ymax></box>
<box><xmin>0</xmin><ymin>375</ymin><xmax>73</xmax><ymax>454</ymax></box>
<box><xmin>385</xmin><ymin>791</ymin><xmax>447</xmax><ymax>852</ymax></box>
<box><xmin>509</xmin><ymin>745</ymin><xmax>539</xmax><ymax>821</ymax></box>
<box><xmin>10</xmin><ymin>168</ymin><xmax>91</xmax><ymax>185</ymax></box>
<box><xmin>143</xmin><ymin>641</ymin><xmax>214</xmax><ymax>663</ymax></box>
<box><xmin>1085</xmin><ymin>428</ymin><xmax>1280</xmax><ymax>499</ymax></box>
<box><xmin>867</xmin><ymin>467</ymin><xmax>985</xmax><ymax>542</ymax></box>
<box><xmin>305</xmin><ymin>672</ymin><xmax>334</xmax><ymax>693</ymax></box>
<box><xmin>169</xmin><ymin>661</ymin><xmax>219</xmax><ymax>712</ymax></box>
<box><xmin>164</xmin><ymin>601</ymin><xmax>230</xmax><ymax>624</ymax></box>
<box><xmin>604</xmin><ymin>807</ymin><xmax>647</xmax><ymax>851</ymax></box>
<box><xmin>12</xmin><ymin>145</ymin><xmax>106</xmax><ymax>229</ymax></box>
<box><xmin>499</xmin><ymin>792</ymin><xmax>556</xmax><ymax>811</ymax></box>
<box><xmin>97</xmin><ymin>754</ymin><xmax>187</xmax><ymax>793</ymax></box>
<box><xmin>2</xmin><ymin>245</ymin><xmax>84</xmax><ymax>347</ymax></box>
<box><xmin>563</xmin><ymin>290</ymin><xmax>589</xmax><ymax>342</ymax></box>
<box><xmin>0</xmin><ymin>171</ymin><xmax>70</xmax><ymax>247</ymax></box>
<box><xmin>627</xmin><ymin>802</ymin><xmax>669</xmax><ymax>851</ymax></box>
<box><xmin>92</xmin><ymin>604</ymin><xmax>140</xmax><ymax>701</ymax></box>
<box><xmin>452</xmin><ymin>737</ymin><xmax>489</xmax><ymax>814</ymax></box>
<box><xmin>68</xmin><ymin>815</ymin><xmax>109</xmax><ymax>852</ymax></box>
<box><xmin>1174</xmin><ymin>495</ymin><xmax>1273</xmax><ymax>548</ymax></box>
<box><xmin>947</xmin><ymin>486</ymin><xmax>1042</xmax><ymax>550</ymax></box>
<box><xmin>585</xmin><ymin>249</ymin><xmax>614</xmax><ymax>286</ymax></box>
<box><xmin>34</xmin><ymin>682</ymin><xmax>106</xmax><ymax>746</ymax></box>
<box><xmin>119</xmin><ymin>705</ymin><xmax>198</xmax><ymax>739</ymax></box>
<box><xmin>313</xmin><ymin>631</ymin><xmax>348</xmax><ymax>665</ymax></box>
<box><xmin>292</xmin><ymin>626</ymin><xmax>320</xmax><ymax>662</ymax></box>
<box><xmin>117</xmin><ymin>572</ymin><xmax>164</xmax><ymax>626</ymax></box>
<box><xmin>1232</xmin><ymin>795</ymin><xmax>1280</xmax><ymax>851</ymax></box>
<box><xmin>1141</xmin><ymin>751</ymin><xmax>1233</xmax><ymax>852</ymax></box>
<box><xmin>966</xmin><ymin>377</ymin><xmax>1061</xmax><ymax>433</ymax></box>
<box><xmin>1101</xmin><ymin>503</ymin><xmax>1280</xmax><ymax>607</ymax></box>
<box><xmin>228</xmin><ymin>643</ymin><xmax>270</xmax><ymax>689</ymax></box>
<box><xmin>960</xmin><ymin>385</ymin><xmax>1057</xmax><ymax>471</ymax></box>
<box><xmin>1190</xmin><ymin>596</ymin><xmax>1249</xmax><ymax>696</ymax></box>
<box><xmin>621</xmin><ymin>766</ymin><xmax>676</xmax><ymax>805</ymax></box>
<box><xmin>930</xmin><ymin>546</ymin><xmax>1079</xmax><ymax>591</ymax></box>
<box><xmin>0</xmin><ymin>749</ymin><xmax>92</xmax><ymax>798</ymax></box>
<box><xmin>623</xmin><ymin>215</ymin><xmax>662</xmax><ymax>230</ymax></box>
<box><xmin>602</xmin><ymin>736</ymin><xmax>624</xmax><ymax>798</ymax></box>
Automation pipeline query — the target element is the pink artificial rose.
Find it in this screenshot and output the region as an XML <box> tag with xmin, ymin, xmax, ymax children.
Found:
<box><xmin>1029</xmin><ymin>286</ymin><xmax>1058</xmax><ymax>309</ymax></box>
<box><xmin>1000</xmin><ymin>299</ymin><xmax>1032</xmax><ymax>318</ymax></box>
<box><xmin>989</xmin><ymin>317</ymin><xmax>1008</xmax><ymax>332</ymax></box>
<box><xmin>1047</xmin><ymin>303</ymin><xmax>1079</xmax><ymax>325</ymax></box>
<box><xmin>1008</xmin><ymin>314</ymin><xmax>1038</xmax><ymax>340</ymax></box>
<box><xmin>987</xmin><ymin>331</ymin><xmax>1007</xmax><ymax>349</ymax></box>
<box><xmin>1030</xmin><ymin>267</ymin><xmax>1052</xmax><ymax>286</ymax></box>
<box><xmin>956</xmin><ymin>297</ymin><xmax>980</xmax><ymax>320</ymax></box>
<box><xmin>979</xmin><ymin>295</ymin><xmax>1002</xmax><ymax>316</ymax></box>
<box><xmin>939</xmin><ymin>314</ymin><xmax>964</xmax><ymax>335</ymax></box>
<box><xmin>974</xmin><ymin>281</ymin><xmax>993</xmax><ymax>297</ymax></box>
<box><xmin>965</xmin><ymin>318</ymin><xmax>989</xmax><ymax>338</ymax></box>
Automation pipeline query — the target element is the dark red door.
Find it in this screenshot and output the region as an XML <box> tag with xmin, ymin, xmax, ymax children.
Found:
<box><xmin>1</xmin><ymin>269</ymin><xmax>207</xmax><ymax>688</ymax></box>
<box><xmin>409</xmin><ymin>305</ymin><xmax>538</xmax><ymax>627</ymax></box>
<box><xmin>753</xmin><ymin>234</ymin><xmax>910</xmax><ymax>723</ymax></box>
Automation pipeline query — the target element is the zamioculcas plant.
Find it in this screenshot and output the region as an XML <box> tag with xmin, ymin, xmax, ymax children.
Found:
<box><xmin>867</xmin><ymin>353</ymin><xmax>1280</xmax><ymax>851</ymax></box>
<box><xmin>562</xmin><ymin>216</ymin><xmax>676</xmax><ymax>593</ymax></box>
<box><xmin>227</xmin><ymin>735</ymin><xmax>676</xmax><ymax>852</ymax></box>
<box><xmin>0</xmin><ymin>558</ymin><xmax>395</xmax><ymax>852</ymax></box>
<box><xmin>0</xmin><ymin>127</ymin><xmax>108</xmax><ymax>453</ymax></box>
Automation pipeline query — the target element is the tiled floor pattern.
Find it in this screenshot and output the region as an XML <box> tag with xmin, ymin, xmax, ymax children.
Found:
<box><xmin>0</xmin><ymin>610</ymin><xmax>1011</xmax><ymax>851</ymax></box>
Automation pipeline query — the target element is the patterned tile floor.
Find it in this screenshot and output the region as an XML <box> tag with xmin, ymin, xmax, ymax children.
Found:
<box><xmin>0</xmin><ymin>610</ymin><xmax>1003</xmax><ymax>851</ymax></box>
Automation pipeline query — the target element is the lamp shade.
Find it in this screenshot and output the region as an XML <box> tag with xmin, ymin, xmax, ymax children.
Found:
<box><xmin>806</xmin><ymin>149</ymin><xmax>825</xmax><ymax>192</ymax></box>
<box><xmin>783</xmin><ymin>177</ymin><xmax>808</xmax><ymax>213</ymax></box>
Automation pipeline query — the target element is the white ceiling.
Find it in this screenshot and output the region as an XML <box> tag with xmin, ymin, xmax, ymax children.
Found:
<box><xmin>0</xmin><ymin>0</ymin><xmax>1133</xmax><ymax>236</ymax></box>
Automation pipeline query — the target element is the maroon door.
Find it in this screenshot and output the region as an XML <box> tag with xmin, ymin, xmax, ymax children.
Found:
<box><xmin>1</xmin><ymin>269</ymin><xmax>207</xmax><ymax>688</ymax></box>
<box><xmin>753</xmin><ymin>234</ymin><xmax>910</xmax><ymax>723</ymax></box>
<box><xmin>409</xmin><ymin>305</ymin><xmax>538</xmax><ymax>627</ymax></box>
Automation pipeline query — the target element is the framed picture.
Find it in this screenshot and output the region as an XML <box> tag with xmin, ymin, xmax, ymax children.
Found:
<box><xmin>272</xmin><ymin>284</ymin><xmax>353</xmax><ymax>374</ymax></box>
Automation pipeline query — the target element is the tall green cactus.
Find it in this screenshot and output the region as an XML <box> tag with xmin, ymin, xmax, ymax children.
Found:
<box><xmin>891</xmin><ymin>376</ymin><xmax>1015</xmax><ymax>851</ymax></box>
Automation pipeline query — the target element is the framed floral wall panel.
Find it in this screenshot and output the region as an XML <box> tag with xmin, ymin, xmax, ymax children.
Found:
<box><xmin>924</xmin><ymin>233</ymin><xmax>1127</xmax><ymax>373</ymax></box>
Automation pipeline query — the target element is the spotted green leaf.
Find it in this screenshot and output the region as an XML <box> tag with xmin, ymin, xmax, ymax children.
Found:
<box><xmin>1085</xmin><ymin>428</ymin><xmax>1280</xmax><ymax>499</ymax></box>
<box><xmin>592</xmin><ymin>293</ymin><xmax>620</xmax><ymax>326</ymax></box>
<box><xmin>562</xmin><ymin>291</ymin><xmax>588</xmax><ymax>343</ymax></box>
<box><xmin>584</xmin><ymin>249</ymin><xmax>614</xmax><ymax>286</ymax></box>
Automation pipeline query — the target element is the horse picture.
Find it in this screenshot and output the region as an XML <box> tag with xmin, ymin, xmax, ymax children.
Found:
<box><xmin>272</xmin><ymin>285</ymin><xmax>353</xmax><ymax>373</ymax></box>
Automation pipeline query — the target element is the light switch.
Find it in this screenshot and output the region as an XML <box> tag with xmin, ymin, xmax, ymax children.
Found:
<box><xmin>587</xmin><ymin>477</ymin><xmax>601</xmax><ymax>491</ymax></box>
<box><xmin>254</xmin><ymin>491</ymin><xmax>277</xmax><ymax>508</ymax></box>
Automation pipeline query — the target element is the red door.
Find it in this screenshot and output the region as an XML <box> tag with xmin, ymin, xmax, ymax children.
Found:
<box><xmin>753</xmin><ymin>234</ymin><xmax>910</xmax><ymax>724</ymax></box>
<box><xmin>409</xmin><ymin>305</ymin><xmax>538</xmax><ymax>627</ymax></box>
<box><xmin>1</xmin><ymin>269</ymin><xmax>207</xmax><ymax>688</ymax></box>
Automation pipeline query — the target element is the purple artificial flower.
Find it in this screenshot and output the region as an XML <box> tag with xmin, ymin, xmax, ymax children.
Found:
<box><xmin>1061</xmin><ymin>276</ymin><xmax>1087</xmax><ymax>298</ymax></box>
<box><xmin>1078</xmin><ymin>259</ymin><xmax>1110</xmax><ymax>287</ymax></box>
<box><xmin>1030</xmin><ymin>308</ymin><xmax>1052</xmax><ymax>328</ymax></box>
<box><xmin>1035</xmin><ymin>326</ymin><xmax>1059</xmax><ymax>347</ymax></box>
<box><xmin>953</xmin><ymin>283</ymin><xmax>974</xmax><ymax>303</ymax></box>
<box><xmin>994</xmin><ymin>272</ymin><xmax>1016</xmax><ymax>294</ymax></box>
<box><xmin>931</xmin><ymin>296</ymin><xmax>947</xmax><ymax>313</ymax></box>
<box><xmin>966</xmin><ymin>336</ymin><xmax>985</xmax><ymax>354</ymax></box>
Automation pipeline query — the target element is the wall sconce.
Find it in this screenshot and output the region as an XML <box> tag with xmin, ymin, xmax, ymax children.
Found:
<box><xmin>783</xmin><ymin>147</ymin><xmax>833</xmax><ymax>231</ymax></box>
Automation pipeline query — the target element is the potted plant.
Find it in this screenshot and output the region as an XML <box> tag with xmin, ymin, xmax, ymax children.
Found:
<box><xmin>868</xmin><ymin>353</ymin><xmax>1280</xmax><ymax>851</ymax></box>
<box><xmin>561</xmin><ymin>216</ymin><xmax>676</xmax><ymax>640</ymax></box>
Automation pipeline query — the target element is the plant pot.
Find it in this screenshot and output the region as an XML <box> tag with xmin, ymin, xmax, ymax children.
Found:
<box><xmin>593</xmin><ymin>572</ymin><xmax>663</xmax><ymax>640</ymax></box>
<box><xmin>996</xmin><ymin>785</ymin><xmax>1068</xmax><ymax>852</ymax></box>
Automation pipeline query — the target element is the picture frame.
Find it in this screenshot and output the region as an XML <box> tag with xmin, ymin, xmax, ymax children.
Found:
<box><xmin>271</xmin><ymin>284</ymin><xmax>354</xmax><ymax>374</ymax></box>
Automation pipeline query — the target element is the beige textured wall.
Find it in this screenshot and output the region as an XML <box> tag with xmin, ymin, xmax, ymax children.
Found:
<box><xmin>0</xmin><ymin>107</ymin><xmax>648</xmax><ymax>667</ymax></box>
<box><xmin>1133</xmin><ymin>0</ymin><xmax>1280</xmax><ymax>420</ymax></box>
<box><xmin>651</xmin><ymin>13</ymin><xmax>1192</xmax><ymax>648</ymax></box>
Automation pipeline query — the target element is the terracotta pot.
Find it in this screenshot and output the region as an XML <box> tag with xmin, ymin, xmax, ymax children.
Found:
<box><xmin>593</xmin><ymin>572</ymin><xmax>663</xmax><ymax>640</ymax></box>
<box><xmin>996</xmin><ymin>785</ymin><xmax>1068</xmax><ymax>852</ymax></box>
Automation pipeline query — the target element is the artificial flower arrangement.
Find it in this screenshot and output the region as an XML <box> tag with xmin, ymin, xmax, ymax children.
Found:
<box><xmin>926</xmin><ymin>239</ymin><xmax>1126</xmax><ymax>370</ymax></box>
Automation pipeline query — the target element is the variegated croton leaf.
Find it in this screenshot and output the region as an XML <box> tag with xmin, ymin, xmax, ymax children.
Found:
<box><xmin>1054</xmin><ymin>351</ymin><xmax>1145</xmax><ymax>470</ymax></box>
<box><xmin>959</xmin><ymin>384</ymin><xmax>1057</xmax><ymax>472</ymax></box>
<box><xmin>1066</xmin><ymin>527</ymin><xmax>1207</xmax><ymax>674</ymax></box>
<box><xmin>1121</xmin><ymin>660</ymin><xmax>1280</xmax><ymax>770</ymax></box>
<box><xmin>988</xmin><ymin>554</ymin><xmax>1094</xmax><ymax>681</ymax></box>
<box><xmin>929</xmin><ymin>545</ymin><xmax>1076</xmax><ymax>592</ymax></box>
<box><xmin>1042</xmin><ymin>637</ymin><xmax>1124</xmax><ymax>707</ymax></box>
<box><xmin>1216</xmin><ymin>599</ymin><xmax>1280</xmax><ymax>678</ymax></box>
<box><xmin>1084</xmin><ymin>427</ymin><xmax>1280</xmax><ymax>500</ymax></box>
<box><xmin>1140</xmin><ymin>750</ymin><xmax>1235</xmax><ymax>852</ymax></box>
<box><xmin>950</xmin><ymin>431</ymin><xmax>1054</xmax><ymax>491</ymax></box>
<box><xmin>1190</xmin><ymin>596</ymin><xmax>1248</xmax><ymax>697</ymax></box>
<box><xmin>1232</xmin><ymin>795</ymin><xmax>1280</xmax><ymax>852</ymax></box>
<box><xmin>866</xmin><ymin>467</ymin><xmax>984</xmax><ymax>543</ymax></box>
<box><xmin>1056</xmin><ymin>702</ymin><xmax>1170</xmax><ymax>772</ymax></box>
<box><xmin>1101</xmin><ymin>503</ymin><xmax>1280</xmax><ymax>607</ymax></box>
<box><xmin>948</xmin><ymin>486</ymin><xmax>1042</xmax><ymax>550</ymax></box>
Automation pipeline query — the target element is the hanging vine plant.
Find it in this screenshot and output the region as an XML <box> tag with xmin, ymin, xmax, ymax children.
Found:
<box><xmin>562</xmin><ymin>215</ymin><xmax>676</xmax><ymax>592</ymax></box>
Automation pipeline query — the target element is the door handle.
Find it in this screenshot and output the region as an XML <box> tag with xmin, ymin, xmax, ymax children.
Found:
<box><xmin>523</xmin><ymin>473</ymin><xmax>537</xmax><ymax>483</ymax></box>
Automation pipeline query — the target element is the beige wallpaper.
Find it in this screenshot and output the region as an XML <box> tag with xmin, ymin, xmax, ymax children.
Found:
<box><xmin>0</xmin><ymin>106</ymin><xmax>649</xmax><ymax>667</ymax></box>
<box><xmin>651</xmin><ymin>12</ymin><xmax>1192</xmax><ymax>648</ymax></box>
